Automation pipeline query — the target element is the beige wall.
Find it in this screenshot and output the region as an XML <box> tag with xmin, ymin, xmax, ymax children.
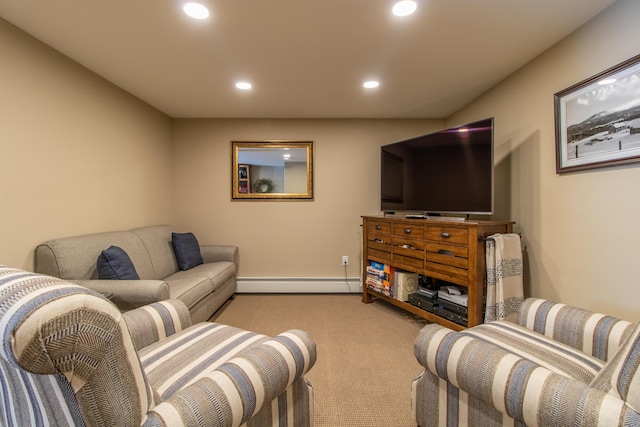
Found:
<box><xmin>0</xmin><ymin>18</ymin><xmax>174</xmax><ymax>270</ymax></box>
<box><xmin>2</xmin><ymin>0</ymin><xmax>639</xmax><ymax>320</ymax></box>
<box><xmin>171</xmin><ymin>119</ymin><xmax>443</xmax><ymax>279</ymax></box>
<box><xmin>448</xmin><ymin>0</ymin><xmax>640</xmax><ymax>322</ymax></box>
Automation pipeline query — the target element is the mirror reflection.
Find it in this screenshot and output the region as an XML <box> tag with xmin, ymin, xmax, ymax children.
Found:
<box><xmin>232</xmin><ymin>141</ymin><xmax>313</xmax><ymax>199</ymax></box>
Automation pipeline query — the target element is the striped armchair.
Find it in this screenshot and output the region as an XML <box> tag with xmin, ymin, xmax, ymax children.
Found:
<box><xmin>412</xmin><ymin>298</ymin><xmax>640</xmax><ymax>426</ymax></box>
<box><xmin>0</xmin><ymin>266</ymin><xmax>316</xmax><ymax>426</ymax></box>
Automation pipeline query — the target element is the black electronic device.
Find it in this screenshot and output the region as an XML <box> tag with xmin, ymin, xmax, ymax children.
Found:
<box><xmin>409</xmin><ymin>292</ymin><xmax>435</xmax><ymax>313</ymax></box>
<box><xmin>416</xmin><ymin>288</ymin><xmax>437</xmax><ymax>299</ymax></box>
<box><xmin>434</xmin><ymin>305</ymin><xmax>468</xmax><ymax>327</ymax></box>
<box><xmin>381</xmin><ymin>118</ymin><xmax>494</xmax><ymax>216</ymax></box>
<box><xmin>438</xmin><ymin>299</ymin><xmax>468</xmax><ymax>316</ymax></box>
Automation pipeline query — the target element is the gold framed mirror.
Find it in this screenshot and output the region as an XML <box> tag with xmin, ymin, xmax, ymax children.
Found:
<box><xmin>232</xmin><ymin>140</ymin><xmax>314</xmax><ymax>200</ymax></box>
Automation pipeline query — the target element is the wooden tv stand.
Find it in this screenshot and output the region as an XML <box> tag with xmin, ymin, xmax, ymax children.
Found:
<box><xmin>361</xmin><ymin>215</ymin><xmax>514</xmax><ymax>330</ymax></box>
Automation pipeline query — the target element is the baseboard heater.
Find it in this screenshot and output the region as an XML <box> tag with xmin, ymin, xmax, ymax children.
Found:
<box><xmin>237</xmin><ymin>277</ymin><xmax>362</xmax><ymax>293</ymax></box>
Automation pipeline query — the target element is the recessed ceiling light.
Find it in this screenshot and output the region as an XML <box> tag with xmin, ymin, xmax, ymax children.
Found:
<box><xmin>392</xmin><ymin>1</ymin><xmax>417</xmax><ymax>17</ymax></box>
<box><xmin>183</xmin><ymin>2</ymin><xmax>209</xmax><ymax>20</ymax></box>
<box><xmin>236</xmin><ymin>82</ymin><xmax>252</xmax><ymax>90</ymax></box>
<box><xmin>363</xmin><ymin>81</ymin><xmax>380</xmax><ymax>89</ymax></box>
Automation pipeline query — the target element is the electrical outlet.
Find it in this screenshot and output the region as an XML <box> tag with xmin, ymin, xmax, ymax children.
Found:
<box><xmin>342</xmin><ymin>256</ymin><xmax>349</xmax><ymax>266</ymax></box>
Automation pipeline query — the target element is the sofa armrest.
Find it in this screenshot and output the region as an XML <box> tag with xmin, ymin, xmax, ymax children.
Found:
<box><xmin>201</xmin><ymin>245</ymin><xmax>238</xmax><ymax>265</ymax></box>
<box><xmin>414</xmin><ymin>324</ymin><xmax>640</xmax><ymax>426</ymax></box>
<box><xmin>145</xmin><ymin>329</ymin><xmax>316</xmax><ymax>427</ymax></box>
<box><xmin>516</xmin><ymin>298</ymin><xmax>634</xmax><ymax>361</ymax></box>
<box><xmin>73</xmin><ymin>279</ymin><xmax>170</xmax><ymax>312</ymax></box>
<box><xmin>123</xmin><ymin>300</ymin><xmax>192</xmax><ymax>351</ymax></box>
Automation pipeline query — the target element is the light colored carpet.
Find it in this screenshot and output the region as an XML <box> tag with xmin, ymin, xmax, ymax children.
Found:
<box><xmin>212</xmin><ymin>294</ymin><xmax>428</xmax><ymax>427</ymax></box>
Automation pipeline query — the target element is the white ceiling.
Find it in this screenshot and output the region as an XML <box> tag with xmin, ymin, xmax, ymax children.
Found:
<box><xmin>0</xmin><ymin>0</ymin><xmax>618</xmax><ymax>119</ymax></box>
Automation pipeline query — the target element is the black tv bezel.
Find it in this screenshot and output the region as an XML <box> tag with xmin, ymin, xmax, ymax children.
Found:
<box><xmin>380</xmin><ymin>118</ymin><xmax>494</xmax><ymax>216</ymax></box>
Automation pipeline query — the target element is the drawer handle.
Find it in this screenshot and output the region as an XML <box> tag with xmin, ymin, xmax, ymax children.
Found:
<box><xmin>441</xmin><ymin>232</ymin><xmax>451</xmax><ymax>238</ymax></box>
<box><xmin>404</xmin><ymin>228</ymin><xmax>412</xmax><ymax>234</ymax></box>
<box><xmin>438</xmin><ymin>249</ymin><xmax>454</xmax><ymax>256</ymax></box>
<box><xmin>374</xmin><ymin>238</ymin><xmax>384</xmax><ymax>243</ymax></box>
<box><xmin>376</xmin><ymin>225</ymin><xmax>382</xmax><ymax>230</ymax></box>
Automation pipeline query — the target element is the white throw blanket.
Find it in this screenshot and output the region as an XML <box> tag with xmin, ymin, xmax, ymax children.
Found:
<box><xmin>485</xmin><ymin>233</ymin><xmax>524</xmax><ymax>322</ymax></box>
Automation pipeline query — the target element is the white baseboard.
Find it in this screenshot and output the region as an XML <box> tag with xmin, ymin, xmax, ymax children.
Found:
<box><xmin>237</xmin><ymin>277</ymin><xmax>362</xmax><ymax>293</ymax></box>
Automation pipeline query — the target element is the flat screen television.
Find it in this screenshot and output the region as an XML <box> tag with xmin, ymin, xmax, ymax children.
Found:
<box><xmin>381</xmin><ymin>118</ymin><xmax>494</xmax><ymax>216</ymax></box>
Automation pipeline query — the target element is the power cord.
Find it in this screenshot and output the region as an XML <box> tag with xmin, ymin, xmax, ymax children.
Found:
<box><xmin>343</xmin><ymin>264</ymin><xmax>351</xmax><ymax>292</ymax></box>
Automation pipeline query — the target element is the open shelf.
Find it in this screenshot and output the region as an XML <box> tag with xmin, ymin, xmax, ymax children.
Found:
<box><xmin>365</xmin><ymin>288</ymin><xmax>465</xmax><ymax>331</ymax></box>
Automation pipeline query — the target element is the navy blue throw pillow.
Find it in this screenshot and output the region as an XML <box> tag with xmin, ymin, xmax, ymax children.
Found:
<box><xmin>172</xmin><ymin>232</ymin><xmax>204</xmax><ymax>271</ymax></box>
<box><xmin>97</xmin><ymin>246</ymin><xmax>140</xmax><ymax>280</ymax></box>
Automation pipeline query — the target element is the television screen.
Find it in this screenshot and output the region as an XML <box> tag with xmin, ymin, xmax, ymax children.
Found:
<box><xmin>381</xmin><ymin>118</ymin><xmax>494</xmax><ymax>216</ymax></box>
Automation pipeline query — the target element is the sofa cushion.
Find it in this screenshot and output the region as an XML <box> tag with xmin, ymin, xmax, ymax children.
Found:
<box><xmin>97</xmin><ymin>245</ymin><xmax>140</xmax><ymax>280</ymax></box>
<box><xmin>171</xmin><ymin>232</ymin><xmax>204</xmax><ymax>271</ymax></box>
<box><xmin>461</xmin><ymin>320</ymin><xmax>604</xmax><ymax>383</ymax></box>
<box><xmin>130</xmin><ymin>225</ymin><xmax>178</xmax><ymax>280</ymax></box>
<box><xmin>188</xmin><ymin>261</ymin><xmax>236</xmax><ymax>291</ymax></box>
<box><xmin>165</xmin><ymin>272</ymin><xmax>213</xmax><ymax>309</ymax></box>
<box><xmin>590</xmin><ymin>323</ymin><xmax>640</xmax><ymax>412</ymax></box>
<box><xmin>163</xmin><ymin>262</ymin><xmax>235</xmax><ymax>314</ymax></box>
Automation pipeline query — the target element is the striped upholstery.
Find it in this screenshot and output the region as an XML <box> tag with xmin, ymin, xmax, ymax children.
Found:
<box><xmin>0</xmin><ymin>268</ymin><xmax>84</xmax><ymax>427</ymax></box>
<box><xmin>1</xmin><ymin>266</ymin><xmax>316</xmax><ymax>426</ymax></box>
<box><xmin>412</xmin><ymin>298</ymin><xmax>640</xmax><ymax>427</ymax></box>
<box><xmin>591</xmin><ymin>323</ymin><xmax>640</xmax><ymax>413</ymax></box>
<box><xmin>0</xmin><ymin>266</ymin><xmax>152</xmax><ymax>426</ymax></box>
<box><xmin>123</xmin><ymin>299</ymin><xmax>193</xmax><ymax>351</ymax></box>
<box><xmin>143</xmin><ymin>328</ymin><xmax>316</xmax><ymax>426</ymax></box>
<box><xmin>461</xmin><ymin>321</ymin><xmax>603</xmax><ymax>383</ymax></box>
<box><xmin>517</xmin><ymin>298</ymin><xmax>634</xmax><ymax>361</ymax></box>
<box><xmin>139</xmin><ymin>323</ymin><xmax>269</xmax><ymax>400</ymax></box>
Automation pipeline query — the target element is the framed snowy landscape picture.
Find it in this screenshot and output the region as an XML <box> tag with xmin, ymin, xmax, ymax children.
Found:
<box><xmin>555</xmin><ymin>54</ymin><xmax>640</xmax><ymax>173</ymax></box>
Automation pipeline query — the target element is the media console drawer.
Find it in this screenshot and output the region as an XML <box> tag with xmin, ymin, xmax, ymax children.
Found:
<box><xmin>366</xmin><ymin>223</ymin><xmax>391</xmax><ymax>263</ymax></box>
<box><xmin>392</xmin><ymin>235</ymin><xmax>424</xmax><ymax>250</ymax></box>
<box><xmin>368</xmin><ymin>249</ymin><xmax>392</xmax><ymax>264</ymax></box>
<box><xmin>392</xmin><ymin>232</ymin><xmax>424</xmax><ymax>269</ymax></box>
<box><xmin>425</xmin><ymin>242</ymin><xmax>468</xmax><ymax>270</ymax></box>
<box><xmin>425</xmin><ymin>226</ymin><xmax>468</xmax><ymax>245</ymax></box>
<box><xmin>426</xmin><ymin>262</ymin><xmax>468</xmax><ymax>285</ymax></box>
<box><xmin>367</xmin><ymin>220</ymin><xmax>391</xmax><ymax>234</ymax></box>
<box><xmin>393</xmin><ymin>253</ymin><xmax>425</xmax><ymax>270</ymax></box>
<box><xmin>368</xmin><ymin>233</ymin><xmax>390</xmax><ymax>249</ymax></box>
<box><xmin>392</xmin><ymin>223</ymin><xmax>425</xmax><ymax>239</ymax></box>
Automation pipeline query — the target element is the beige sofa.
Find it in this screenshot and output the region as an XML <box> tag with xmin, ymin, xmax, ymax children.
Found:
<box><xmin>35</xmin><ymin>224</ymin><xmax>237</xmax><ymax>323</ymax></box>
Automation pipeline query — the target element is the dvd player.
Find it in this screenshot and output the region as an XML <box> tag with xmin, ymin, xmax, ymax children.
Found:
<box><xmin>438</xmin><ymin>299</ymin><xmax>468</xmax><ymax>316</ymax></box>
<box><xmin>434</xmin><ymin>305</ymin><xmax>468</xmax><ymax>327</ymax></box>
<box><xmin>409</xmin><ymin>293</ymin><xmax>435</xmax><ymax>313</ymax></box>
<box><xmin>415</xmin><ymin>288</ymin><xmax>437</xmax><ymax>299</ymax></box>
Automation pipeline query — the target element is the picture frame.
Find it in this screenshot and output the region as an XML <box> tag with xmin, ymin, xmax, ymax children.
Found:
<box><xmin>554</xmin><ymin>53</ymin><xmax>640</xmax><ymax>173</ymax></box>
<box><xmin>231</xmin><ymin>140</ymin><xmax>314</xmax><ymax>200</ymax></box>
